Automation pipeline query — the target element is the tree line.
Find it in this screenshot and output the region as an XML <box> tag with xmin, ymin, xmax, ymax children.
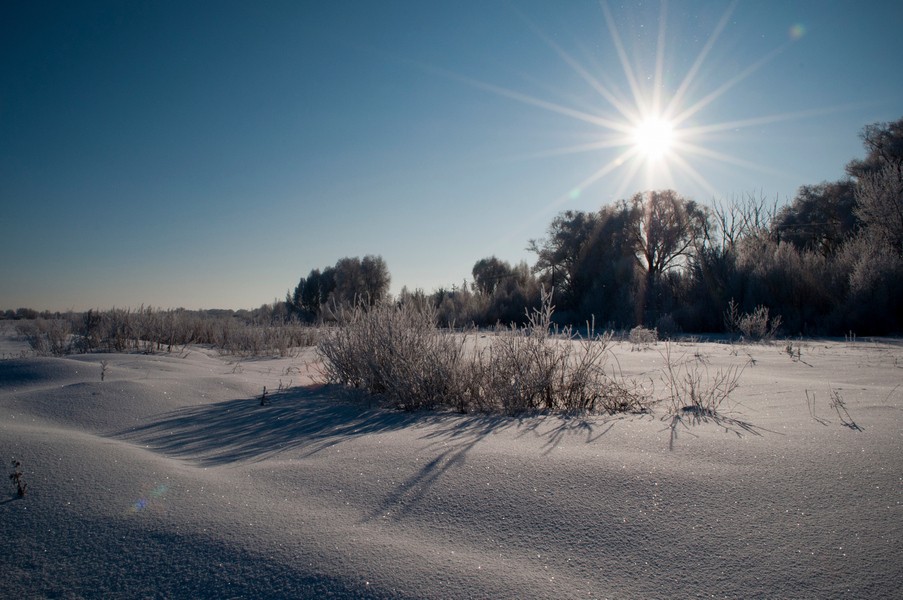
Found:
<box><xmin>288</xmin><ymin>117</ymin><xmax>901</xmax><ymax>336</ymax></box>
<box><xmin>492</xmin><ymin>117</ymin><xmax>901</xmax><ymax>335</ymax></box>
<box><xmin>11</xmin><ymin>118</ymin><xmax>897</xmax><ymax>337</ymax></box>
<box><xmin>286</xmin><ymin>255</ymin><xmax>391</xmax><ymax>320</ymax></box>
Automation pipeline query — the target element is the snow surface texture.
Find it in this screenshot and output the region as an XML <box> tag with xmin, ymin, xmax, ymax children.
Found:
<box><xmin>1</xmin><ymin>333</ymin><xmax>901</xmax><ymax>599</ymax></box>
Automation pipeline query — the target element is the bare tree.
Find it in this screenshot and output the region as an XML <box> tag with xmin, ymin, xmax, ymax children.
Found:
<box><xmin>846</xmin><ymin>117</ymin><xmax>903</xmax><ymax>182</ymax></box>
<box><xmin>711</xmin><ymin>192</ymin><xmax>777</xmax><ymax>252</ymax></box>
<box><xmin>628</xmin><ymin>190</ymin><xmax>708</xmax><ymax>322</ymax></box>
<box><xmin>629</xmin><ymin>190</ymin><xmax>708</xmax><ymax>280</ymax></box>
<box><xmin>772</xmin><ymin>181</ymin><xmax>857</xmax><ymax>256</ymax></box>
<box><xmin>855</xmin><ymin>164</ymin><xmax>903</xmax><ymax>249</ymax></box>
<box><xmin>528</xmin><ymin>210</ymin><xmax>600</xmax><ymax>303</ymax></box>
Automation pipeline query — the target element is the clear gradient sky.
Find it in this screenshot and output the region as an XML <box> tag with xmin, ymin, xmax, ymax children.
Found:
<box><xmin>2</xmin><ymin>0</ymin><xmax>902</xmax><ymax>311</ymax></box>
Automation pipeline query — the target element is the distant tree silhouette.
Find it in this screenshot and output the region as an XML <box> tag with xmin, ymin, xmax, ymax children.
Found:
<box><xmin>472</xmin><ymin>256</ymin><xmax>514</xmax><ymax>296</ymax></box>
<box><xmin>289</xmin><ymin>256</ymin><xmax>387</xmax><ymax>319</ymax></box>
<box><xmin>855</xmin><ymin>164</ymin><xmax>903</xmax><ymax>250</ymax></box>
<box><xmin>528</xmin><ymin>210</ymin><xmax>600</xmax><ymax>309</ymax></box>
<box><xmin>360</xmin><ymin>255</ymin><xmax>391</xmax><ymax>304</ymax></box>
<box><xmin>289</xmin><ymin>267</ymin><xmax>337</xmax><ymax>319</ymax></box>
<box><xmin>572</xmin><ymin>202</ymin><xmax>639</xmax><ymax>327</ymax></box>
<box><xmin>772</xmin><ymin>181</ymin><xmax>858</xmax><ymax>256</ymax></box>
<box><xmin>846</xmin><ymin>117</ymin><xmax>903</xmax><ymax>182</ymax></box>
<box><xmin>484</xmin><ymin>262</ymin><xmax>541</xmax><ymax>324</ymax></box>
<box><xmin>331</xmin><ymin>255</ymin><xmax>390</xmax><ymax>307</ymax></box>
<box><xmin>628</xmin><ymin>190</ymin><xmax>709</xmax><ymax>323</ymax></box>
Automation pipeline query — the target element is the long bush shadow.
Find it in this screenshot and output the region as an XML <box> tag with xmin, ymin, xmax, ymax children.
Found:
<box><xmin>363</xmin><ymin>437</ymin><xmax>474</xmax><ymax>523</ymax></box>
<box><xmin>513</xmin><ymin>411</ymin><xmax>652</xmax><ymax>454</ymax></box>
<box><xmin>363</xmin><ymin>410</ymin><xmax>645</xmax><ymax>523</ymax></box>
<box><xmin>417</xmin><ymin>408</ymin><xmax>633</xmax><ymax>457</ymax></box>
<box><xmin>113</xmin><ymin>384</ymin><xmax>440</xmax><ymax>466</ymax></box>
<box><xmin>116</xmin><ymin>382</ymin><xmax>638</xmax><ymax>468</ymax></box>
<box><xmin>114</xmin><ymin>383</ymin><xmax>652</xmax><ymax>523</ymax></box>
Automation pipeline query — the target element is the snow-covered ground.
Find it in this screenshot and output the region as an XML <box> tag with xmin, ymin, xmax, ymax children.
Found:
<box><xmin>2</xmin><ymin>328</ymin><xmax>901</xmax><ymax>598</ymax></box>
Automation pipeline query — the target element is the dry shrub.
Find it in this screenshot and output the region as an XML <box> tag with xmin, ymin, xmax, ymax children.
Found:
<box><xmin>33</xmin><ymin>307</ymin><xmax>324</xmax><ymax>357</ymax></box>
<box><xmin>318</xmin><ymin>291</ymin><xmax>652</xmax><ymax>415</ymax></box>
<box><xmin>13</xmin><ymin>307</ymin><xmax>320</xmax><ymax>358</ymax></box>
<box><xmin>318</xmin><ymin>301</ymin><xmax>469</xmax><ymax>410</ymax></box>
<box><xmin>629</xmin><ymin>326</ymin><xmax>658</xmax><ymax>347</ymax></box>
<box><xmin>16</xmin><ymin>319</ymin><xmax>72</xmax><ymax>356</ymax></box>
<box><xmin>475</xmin><ymin>302</ymin><xmax>648</xmax><ymax>414</ymax></box>
<box><xmin>724</xmin><ymin>299</ymin><xmax>781</xmax><ymax>341</ymax></box>
<box><xmin>659</xmin><ymin>343</ymin><xmax>744</xmax><ymax>416</ymax></box>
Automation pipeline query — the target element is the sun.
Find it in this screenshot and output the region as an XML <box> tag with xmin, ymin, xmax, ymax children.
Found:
<box><xmin>632</xmin><ymin>117</ymin><xmax>675</xmax><ymax>161</ymax></box>
<box><xmin>447</xmin><ymin>1</ymin><xmax>806</xmax><ymax>203</ymax></box>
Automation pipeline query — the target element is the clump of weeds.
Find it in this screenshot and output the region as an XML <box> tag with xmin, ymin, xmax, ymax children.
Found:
<box><xmin>9</xmin><ymin>459</ymin><xmax>27</xmax><ymax>497</ymax></box>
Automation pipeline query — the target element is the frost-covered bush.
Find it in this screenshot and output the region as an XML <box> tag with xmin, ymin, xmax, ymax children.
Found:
<box><xmin>16</xmin><ymin>319</ymin><xmax>71</xmax><ymax>356</ymax></box>
<box><xmin>724</xmin><ymin>299</ymin><xmax>781</xmax><ymax>341</ymax></box>
<box><xmin>319</xmin><ymin>301</ymin><xmax>470</xmax><ymax>411</ymax></box>
<box><xmin>629</xmin><ymin>326</ymin><xmax>658</xmax><ymax>346</ymax></box>
<box><xmin>318</xmin><ymin>292</ymin><xmax>651</xmax><ymax>415</ymax></box>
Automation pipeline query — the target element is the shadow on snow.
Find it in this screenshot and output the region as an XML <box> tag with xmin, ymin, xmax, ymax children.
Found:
<box><xmin>112</xmin><ymin>384</ymin><xmax>639</xmax><ymax>468</ymax></box>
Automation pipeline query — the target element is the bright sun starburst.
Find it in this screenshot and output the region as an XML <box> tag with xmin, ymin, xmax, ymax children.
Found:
<box><xmin>632</xmin><ymin>117</ymin><xmax>675</xmax><ymax>161</ymax></box>
<box><xmin>440</xmin><ymin>0</ymin><xmax>819</xmax><ymax>209</ymax></box>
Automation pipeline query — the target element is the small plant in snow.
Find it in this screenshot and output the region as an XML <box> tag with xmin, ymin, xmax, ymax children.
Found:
<box><xmin>724</xmin><ymin>299</ymin><xmax>781</xmax><ymax>342</ymax></box>
<box><xmin>9</xmin><ymin>460</ymin><xmax>27</xmax><ymax>497</ymax></box>
<box><xmin>629</xmin><ymin>326</ymin><xmax>658</xmax><ymax>349</ymax></box>
<box><xmin>829</xmin><ymin>389</ymin><xmax>861</xmax><ymax>431</ymax></box>
<box><xmin>804</xmin><ymin>390</ymin><xmax>830</xmax><ymax>425</ymax></box>
<box><xmin>659</xmin><ymin>343</ymin><xmax>745</xmax><ymax>417</ymax></box>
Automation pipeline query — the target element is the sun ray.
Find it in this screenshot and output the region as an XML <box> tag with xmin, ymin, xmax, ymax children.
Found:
<box><xmin>387</xmin><ymin>53</ymin><xmax>636</xmax><ymax>133</ymax></box>
<box><xmin>652</xmin><ymin>0</ymin><xmax>668</xmax><ymax>116</ymax></box>
<box><xmin>673</xmin><ymin>40</ymin><xmax>795</xmax><ymax>125</ymax></box>
<box><xmin>612</xmin><ymin>154</ymin><xmax>647</xmax><ymax>200</ymax></box>
<box><xmin>446</xmin><ymin>70</ymin><xmax>634</xmax><ymax>133</ymax></box>
<box><xmin>678</xmin><ymin>141</ymin><xmax>793</xmax><ymax>177</ymax></box>
<box><xmin>487</xmin><ymin>145</ymin><xmax>645</xmax><ymax>252</ymax></box>
<box><xmin>507</xmin><ymin>137</ymin><xmax>635</xmax><ymax>162</ymax></box>
<box><xmin>665</xmin><ymin>0</ymin><xmax>737</xmax><ymax>118</ymax></box>
<box><xmin>680</xmin><ymin>102</ymin><xmax>873</xmax><ymax>137</ymax></box>
<box><xmin>668</xmin><ymin>153</ymin><xmax>721</xmax><ymax>198</ymax></box>
<box><xmin>552</xmin><ymin>147</ymin><xmax>643</xmax><ymax>208</ymax></box>
<box><xmin>571</xmin><ymin>147</ymin><xmax>643</xmax><ymax>196</ymax></box>
<box><xmin>600</xmin><ymin>0</ymin><xmax>649</xmax><ymax>117</ymax></box>
<box><xmin>511</xmin><ymin>7</ymin><xmax>640</xmax><ymax>123</ymax></box>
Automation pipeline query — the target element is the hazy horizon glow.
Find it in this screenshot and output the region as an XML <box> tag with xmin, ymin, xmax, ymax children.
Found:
<box><xmin>2</xmin><ymin>1</ymin><xmax>902</xmax><ymax>311</ymax></box>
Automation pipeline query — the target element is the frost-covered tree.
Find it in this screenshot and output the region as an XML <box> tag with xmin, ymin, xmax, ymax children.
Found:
<box><xmin>846</xmin><ymin>117</ymin><xmax>903</xmax><ymax>182</ymax></box>
<box><xmin>772</xmin><ymin>181</ymin><xmax>858</xmax><ymax>257</ymax></box>
<box><xmin>472</xmin><ymin>256</ymin><xmax>513</xmax><ymax>296</ymax></box>
<box><xmin>855</xmin><ymin>164</ymin><xmax>903</xmax><ymax>250</ymax></box>
<box><xmin>331</xmin><ymin>255</ymin><xmax>390</xmax><ymax>307</ymax></box>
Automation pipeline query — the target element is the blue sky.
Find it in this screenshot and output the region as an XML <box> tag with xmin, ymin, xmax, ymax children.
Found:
<box><xmin>2</xmin><ymin>0</ymin><xmax>902</xmax><ymax>311</ymax></box>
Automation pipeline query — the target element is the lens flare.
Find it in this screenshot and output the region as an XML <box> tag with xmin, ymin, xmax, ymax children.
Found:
<box><xmin>129</xmin><ymin>484</ymin><xmax>169</xmax><ymax>514</ymax></box>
